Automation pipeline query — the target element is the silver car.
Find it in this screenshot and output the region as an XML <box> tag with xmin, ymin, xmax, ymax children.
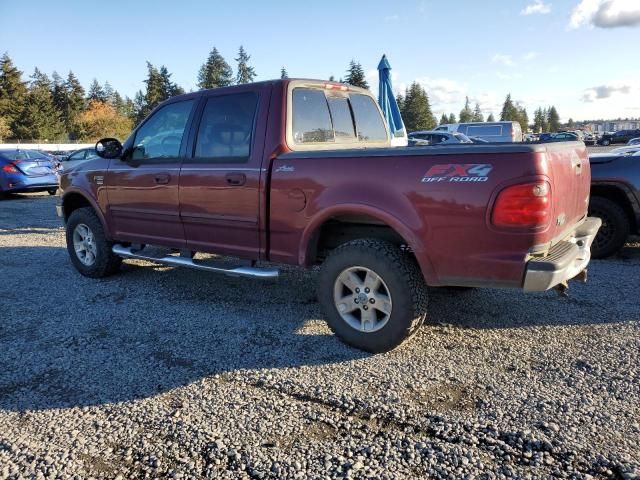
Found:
<box><xmin>408</xmin><ymin>130</ymin><xmax>473</xmax><ymax>146</ymax></box>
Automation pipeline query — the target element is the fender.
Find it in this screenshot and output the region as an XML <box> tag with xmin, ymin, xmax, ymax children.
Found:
<box><xmin>298</xmin><ymin>203</ymin><xmax>438</xmax><ymax>284</ymax></box>
<box><xmin>61</xmin><ymin>187</ymin><xmax>113</xmax><ymax>240</ymax></box>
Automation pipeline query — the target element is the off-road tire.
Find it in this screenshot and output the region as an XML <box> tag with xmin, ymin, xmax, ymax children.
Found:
<box><xmin>588</xmin><ymin>196</ymin><xmax>630</xmax><ymax>258</ymax></box>
<box><xmin>317</xmin><ymin>239</ymin><xmax>428</xmax><ymax>353</ymax></box>
<box><xmin>66</xmin><ymin>207</ymin><xmax>122</xmax><ymax>278</ymax></box>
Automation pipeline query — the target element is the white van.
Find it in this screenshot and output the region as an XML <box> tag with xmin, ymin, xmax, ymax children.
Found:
<box><xmin>434</xmin><ymin>122</ymin><xmax>523</xmax><ymax>142</ymax></box>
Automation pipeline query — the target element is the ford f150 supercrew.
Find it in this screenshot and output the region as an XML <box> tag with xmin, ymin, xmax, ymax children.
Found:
<box><xmin>57</xmin><ymin>79</ymin><xmax>601</xmax><ymax>353</ymax></box>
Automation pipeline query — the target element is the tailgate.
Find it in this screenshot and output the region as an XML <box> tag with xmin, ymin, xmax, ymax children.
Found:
<box><xmin>544</xmin><ymin>142</ymin><xmax>591</xmax><ymax>242</ymax></box>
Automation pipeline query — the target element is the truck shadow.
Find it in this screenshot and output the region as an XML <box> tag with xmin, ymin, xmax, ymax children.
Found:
<box><xmin>0</xmin><ymin>245</ymin><xmax>638</xmax><ymax>412</ymax></box>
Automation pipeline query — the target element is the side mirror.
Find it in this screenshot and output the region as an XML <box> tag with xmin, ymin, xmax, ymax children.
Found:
<box><xmin>95</xmin><ymin>138</ymin><xmax>123</xmax><ymax>159</ymax></box>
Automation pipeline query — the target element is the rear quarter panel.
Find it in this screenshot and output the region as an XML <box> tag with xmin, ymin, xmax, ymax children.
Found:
<box><xmin>269</xmin><ymin>143</ymin><xmax>590</xmax><ymax>287</ymax></box>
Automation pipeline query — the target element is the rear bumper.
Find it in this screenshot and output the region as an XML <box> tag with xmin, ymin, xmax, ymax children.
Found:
<box><xmin>522</xmin><ymin>217</ymin><xmax>602</xmax><ymax>291</ymax></box>
<box><xmin>1</xmin><ymin>173</ymin><xmax>59</xmax><ymax>193</ymax></box>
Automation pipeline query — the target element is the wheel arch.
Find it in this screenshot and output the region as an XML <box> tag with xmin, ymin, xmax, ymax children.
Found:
<box><xmin>299</xmin><ymin>204</ymin><xmax>437</xmax><ymax>284</ymax></box>
<box><xmin>590</xmin><ymin>182</ymin><xmax>638</xmax><ymax>233</ymax></box>
<box><xmin>61</xmin><ymin>189</ymin><xmax>112</xmax><ymax>239</ymax></box>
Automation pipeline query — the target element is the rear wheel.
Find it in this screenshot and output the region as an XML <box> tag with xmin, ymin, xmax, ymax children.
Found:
<box><xmin>317</xmin><ymin>239</ymin><xmax>428</xmax><ymax>353</ymax></box>
<box><xmin>588</xmin><ymin>196</ymin><xmax>630</xmax><ymax>258</ymax></box>
<box><xmin>47</xmin><ymin>188</ymin><xmax>57</xmax><ymax>195</ymax></box>
<box><xmin>601</xmin><ymin>139</ymin><xmax>611</xmax><ymax>146</ymax></box>
<box><xmin>66</xmin><ymin>207</ymin><xmax>121</xmax><ymax>277</ymax></box>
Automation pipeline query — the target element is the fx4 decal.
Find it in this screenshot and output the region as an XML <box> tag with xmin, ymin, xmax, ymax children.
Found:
<box><xmin>421</xmin><ymin>164</ymin><xmax>493</xmax><ymax>183</ymax></box>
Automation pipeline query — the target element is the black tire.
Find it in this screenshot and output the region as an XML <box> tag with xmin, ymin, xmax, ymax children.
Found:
<box><xmin>317</xmin><ymin>239</ymin><xmax>428</xmax><ymax>353</ymax></box>
<box><xmin>66</xmin><ymin>207</ymin><xmax>122</xmax><ymax>278</ymax></box>
<box><xmin>588</xmin><ymin>196</ymin><xmax>630</xmax><ymax>258</ymax></box>
<box><xmin>47</xmin><ymin>188</ymin><xmax>57</xmax><ymax>195</ymax></box>
<box><xmin>601</xmin><ymin>139</ymin><xmax>611</xmax><ymax>146</ymax></box>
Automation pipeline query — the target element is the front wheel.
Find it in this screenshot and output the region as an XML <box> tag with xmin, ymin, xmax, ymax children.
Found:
<box><xmin>66</xmin><ymin>207</ymin><xmax>122</xmax><ymax>277</ymax></box>
<box><xmin>588</xmin><ymin>196</ymin><xmax>630</xmax><ymax>258</ymax></box>
<box><xmin>317</xmin><ymin>239</ymin><xmax>428</xmax><ymax>353</ymax></box>
<box><xmin>47</xmin><ymin>188</ymin><xmax>57</xmax><ymax>195</ymax></box>
<box><xmin>601</xmin><ymin>139</ymin><xmax>611</xmax><ymax>146</ymax></box>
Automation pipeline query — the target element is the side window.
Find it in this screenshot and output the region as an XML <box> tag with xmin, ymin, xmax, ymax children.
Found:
<box><xmin>68</xmin><ymin>150</ymin><xmax>85</xmax><ymax>161</ymax></box>
<box><xmin>349</xmin><ymin>94</ymin><xmax>388</xmax><ymax>142</ymax></box>
<box><xmin>194</xmin><ymin>93</ymin><xmax>258</xmax><ymax>163</ymax></box>
<box><xmin>292</xmin><ymin>88</ymin><xmax>334</xmax><ymax>144</ymax></box>
<box><xmin>132</xmin><ymin>100</ymin><xmax>194</xmax><ymax>161</ymax></box>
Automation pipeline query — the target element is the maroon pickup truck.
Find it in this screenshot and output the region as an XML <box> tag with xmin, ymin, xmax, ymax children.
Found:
<box><xmin>57</xmin><ymin>79</ymin><xmax>600</xmax><ymax>352</ymax></box>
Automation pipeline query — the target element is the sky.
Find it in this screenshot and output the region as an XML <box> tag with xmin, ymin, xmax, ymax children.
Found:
<box><xmin>1</xmin><ymin>0</ymin><xmax>639</xmax><ymax>122</ymax></box>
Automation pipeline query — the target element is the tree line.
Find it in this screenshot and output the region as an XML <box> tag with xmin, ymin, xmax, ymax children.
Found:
<box><xmin>394</xmin><ymin>82</ymin><xmax>562</xmax><ymax>134</ymax></box>
<box><xmin>0</xmin><ymin>48</ymin><xmax>561</xmax><ymax>142</ymax></box>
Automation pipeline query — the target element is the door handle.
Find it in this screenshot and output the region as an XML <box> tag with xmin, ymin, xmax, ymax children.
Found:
<box><xmin>154</xmin><ymin>174</ymin><xmax>170</xmax><ymax>184</ymax></box>
<box><xmin>225</xmin><ymin>173</ymin><xmax>246</xmax><ymax>186</ymax></box>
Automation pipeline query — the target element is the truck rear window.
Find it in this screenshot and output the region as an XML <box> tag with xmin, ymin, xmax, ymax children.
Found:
<box><xmin>465</xmin><ymin>125</ymin><xmax>503</xmax><ymax>137</ymax></box>
<box><xmin>291</xmin><ymin>88</ymin><xmax>387</xmax><ymax>145</ymax></box>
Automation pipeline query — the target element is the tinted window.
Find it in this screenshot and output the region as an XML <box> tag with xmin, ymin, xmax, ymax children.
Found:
<box><xmin>327</xmin><ymin>95</ymin><xmax>356</xmax><ymax>140</ymax></box>
<box><xmin>68</xmin><ymin>150</ymin><xmax>86</xmax><ymax>161</ymax></box>
<box><xmin>132</xmin><ymin>100</ymin><xmax>194</xmax><ymax>160</ymax></box>
<box><xmin>466</xmin><ymin>125</ymin><xmax>503</xmax><ymax>137</ymax></box>
<box><xmin>292</xmin><ymin>89</ymin><xmax>334</xmax><ymax>144</ymax></box>
<box><xmin>194</xmin><ymin>93</ymin><xmax>258</xmax><ymax>163</ymax></box>
<box><xmin>349</xmin><ymin>94</ymin><xmax>388</xmax><ymax>142</ymax></box>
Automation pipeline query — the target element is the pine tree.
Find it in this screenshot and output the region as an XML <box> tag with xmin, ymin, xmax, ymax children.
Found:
<box><xmin>13</xmin><ymin>68</ymin><xmax>64</xmax><ymax>140</ymax></box>
<box><xmin>344</xmin><ymin>60</ymin><xmax>369</xmax><ymax>89</ymax></box>
<box><xmin>197</xmin><ymin>47</ymin><xmax>233</xmax><ymax>89</ymax></box>
<box><xmin>87</xmin><ymin>79</ymin><xmax>107</xmax><ymax>103</ymax></box>
<box><xmin>459</xmin><ymin>96</ymin><xmax>473</xmax><ymax>123</ymax></box>
<box><xmin>396</xmin><ymin>94</ymin><xmax>404</xmax><ymax>112</ymax></box>
<box><xmin>0</xmin><ymin>52</ymin><xmax>28</xmax><ymax>138</ymax></box>
<box><xmin>448</xmin><ymin>113</ymin><xmax>457</xmax><ymax>124</ymax></box>
<box><xmin>51</xmin><ymin>71</ymin><xmax>66</xmax><ymax>113</ymax></box>
<box><xmin>103</xmin><ymin>81</ymin><xmax>115</xmax><ymax>102</ymax></box>
<box><xmin>500</xmin><ymin>94</ymin><xmax>519</xmax><ymax>122</ymax></box>
<box><xmin>328</xmin><ymin>75</ymin><xmax>335</xmax><ymax>82</ymax></box>
<box><xmin>472</xmin><ymin>102</ymin><xmax>484</xmax><ymax>122</ymax></box>
<box><xmin>400</xmin><ymin>82</ymin><xmax>436</xmax><ymax>132</ymax></box>
<box><xmin>518</xmin><ymin>106</ymin><xmax>529</xmax><ymax>133</ymax></box>
<box><xmin>280</xmin><ymin>67</ymin><xmax>288</xmax><ymax>79</ymax></box>
<box><xmin>159</xmin><ymin>65</ymin><xmax>184</xmax><ymax>98</ymax></box>
<box><xmin>439</xmin><ymin>113</ymin><xmax>449</xmax><ymax>125</ymax></box>
<box><xmin>547</xmin><ymin>106</ymin><xmax>560</xmax><ymax>132</ymax></box>
<box><xmin>235</xmin><ymin>46</ymin><xmax>256</xmax><ymax>84</ymax></box>
<box><xmin>487</xmin><ymin>113</ymin><xmax>496</xmax><ymax>122</ymax></box>
<box><xmin>64</xmin><ymin>71</ymin><xmax>86</xmax><ymax>139</ymax></box>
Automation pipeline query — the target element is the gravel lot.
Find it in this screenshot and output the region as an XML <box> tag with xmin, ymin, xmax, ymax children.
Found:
<box><xmin>1</xmin><ymin>193</ymin><xmax>639</xmax><ymax>479</ymax></box>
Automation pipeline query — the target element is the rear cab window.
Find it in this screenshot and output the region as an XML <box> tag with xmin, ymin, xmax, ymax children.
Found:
<box><xmin>287</xmin><ymin>81</ymin><xmax>390</xmax><ymax>150</ymax></box>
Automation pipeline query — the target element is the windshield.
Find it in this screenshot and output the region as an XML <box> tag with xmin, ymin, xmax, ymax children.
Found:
<box><xmin>453</xmin><ymin>133</ymin><xmax>472</xmax><ymax>143</ymax></box>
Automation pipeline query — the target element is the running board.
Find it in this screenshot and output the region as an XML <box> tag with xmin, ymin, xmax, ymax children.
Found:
<box><xmin>112</xmin><ymin>244</ymin><xmax>279</xmax><ymax>279</ymax></box>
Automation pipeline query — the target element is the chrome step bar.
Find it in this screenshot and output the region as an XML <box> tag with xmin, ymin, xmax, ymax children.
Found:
<box><xmin>112</xmin><ymin>244</ymin><xmax>279</xmax><ymax>279</ymax></box>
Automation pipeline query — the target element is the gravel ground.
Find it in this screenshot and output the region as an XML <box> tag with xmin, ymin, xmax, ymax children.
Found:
<box><xmin>0</xmin><ymin>193</ymin><xmax>639</xmax><ymax>480</ymax></box>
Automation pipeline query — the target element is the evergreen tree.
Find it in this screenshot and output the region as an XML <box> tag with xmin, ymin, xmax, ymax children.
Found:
<box><xmin>235</xmin><ymin>46</ymin><xmax>256</xmax><ymax>84</ymax></box>
<box><xmin>472</xmin><ymin>102</ymin><xmax>484</xmax><ymax>122</ymax></box>
<box><xmin>500</xmin><ymin>94</ymin><xmax>519</xmax><ymax>122</ymax></box>
<box><xmin>64</xmin><ymin>71</ymin><xmax>86</xmax><ymax>138</ymax></box>
<box><xmin>87</xmin><ymin>79</ymin><xmax>107</xmax><ymax>103</ymax></box>
<box><xmin>400</xmin><ymin>82</ymin><xmax>436</xmax><ymax>132</ymax></box>
<box><xmin>280</xmin><ymin>67</ymin><xmax>288</xmax><ymax>79</ymax></box>
<box><xmin>328</xmin><ymin>75</ymin><xmax>335</xmax><ymax>82</ymax></box>
<box><xmin>13</xmin><ymin>68</ymin><xmax>64</xmax><ymax>140</ymax></box>
<box><xmin>459</xmin><ymin>96</ymin><xmax>473</xmax><ymax>123</ymax></box>
<box><xmin>0</xmin><ymin>52</ymin><xmax>28</xmax><ymax>138</ymax></box>
<box><xmin>396</xmin><ymin>93</ymin><xmax>404</xmax><ymax>112</ymax></box>
<box><xmin>344</xmin><ymin>60</ymin><xmax>369</xmax><ymax>89</ymax></box>
<box><xmin>487</xmin><ymin>113</ymin><xmax>496</xmax><ymax>122</ymax></box>
<box><xmin>197</xmin><ymin>47</ymin><xmax>233</xmax><ymax>89</ymax></box>
<box><xmin>103</xmin><ymin>81</ymin><xmax>115</xmax><ymax>102</ymax></box>
<box><xmin>159</xmin><ymin>65</ymin><xmax>184</xmax><ymax>98</ymax></box>
<box><xmin>448</xmin><ymin>113</ymin><xmax>457</xmax><ymax>124</ymax></box>
<box><xmin>439</xmin><ymin>113</ymin><xmax>449</xmax><ymax>125</ymax></box>
<box><xmin>51</xmin><ymin>71</ymin><xmax>66</xmax><ymax>112</ymax></box>
<box><xmin>567</xmin><ymin>117</ymin><xmax>574</xmax><ymax>128</ymax></box>
<box><xmin>518</xmin><ymin>105</ymin><xmax>529</xmax><ymax>133</ymax></box>
<box><xmin>547</xmin><ymin>106</ymin><xmax>560</xmax><ymax>132</ymax></box>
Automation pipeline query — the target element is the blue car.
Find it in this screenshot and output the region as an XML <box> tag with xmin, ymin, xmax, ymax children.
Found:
<box><xmin>0</xmin><ymin>149</ymin><xmax>59</xmax><ymax>196</ymax></box>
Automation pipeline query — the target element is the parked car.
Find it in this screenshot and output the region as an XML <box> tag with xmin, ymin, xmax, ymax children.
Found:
<box><xmin>610</xmin><ymin>145</ymin><xmax>640</xmax><ymax>155</ymax></box>
<box><xmin>589</xmin><ymin>150</ymin><xmax>640</xmax><ymax>257</ymax></box>
<box><xmin>598</xmin><ymin>129</ymin><xmax>640</xmax><ymax>146</ymax></box>
<box><xmin>408</xmin><ymin>130</ymin><xmax>473</xmax><ymax>145</ymax></box>
<box><xmin>0</xmin><ymin>149</ymin><xmax>59</xmax><ymax>197</ymax></box>
<box><xmin>56</xmin><ymin>79</ymin><xmax>599</xmax><ymax>353</ymax></box>
<box><xmin>58</xmin><ymin>147</ymin><xmax>99</xmax><ymax>171</ymax></box>
<box><xmin>627</xmin><ymin>137</ymin><xmax>640</xmax><ymax>146</ymax></box>
<box><xmin>434</xmin><ymin>122</ymin><xmax>523</xmax><ymax>142</ymax></box>
<box><xmin>583</xmin><ymin>132</ymin><xmax>596</xmax><ymax>146</ymax></box>
<box><xmin>544</xmin><ymin>132</ymin><xmax>580</xmax><ymax>142</ymax></box>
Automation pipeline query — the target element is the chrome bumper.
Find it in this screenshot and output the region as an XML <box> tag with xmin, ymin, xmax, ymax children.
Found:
<box><xmin>523</xmin><ymin>217</ymin><xmax>602</xmax><ymax>291</ymax></box>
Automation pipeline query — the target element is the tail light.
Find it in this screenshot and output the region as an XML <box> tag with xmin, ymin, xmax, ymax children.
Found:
<box><xmin>2</xmin><ymin>161</ymin><xmax>22</xmax><ymax>174</ymax></box>
<box><xmin>492</xmin><ymin>181</ymin><xmax>551</xmax><ymax>228</ymax></box>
